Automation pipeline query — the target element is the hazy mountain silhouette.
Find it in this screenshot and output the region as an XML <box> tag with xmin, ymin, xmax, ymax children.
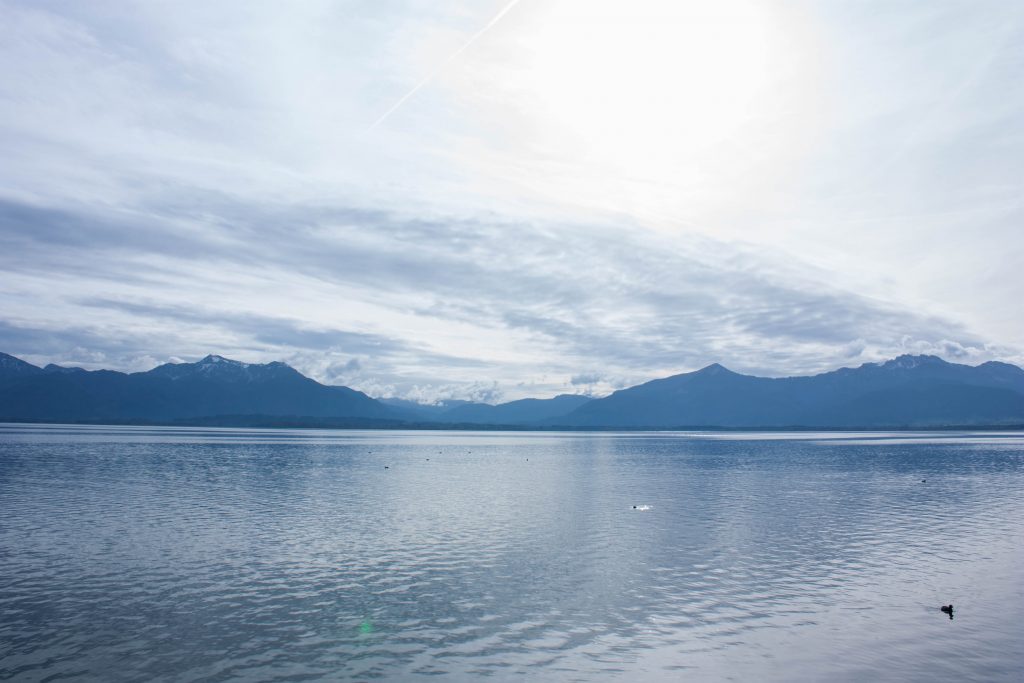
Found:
<box><xmin>1</xmin><ymin>351</ymin><xmax>1022</xmax><ymax>428</ymax></box>
<box><xmin>0</xmin><ymin>353</ymin><xmax>391</xmax><ymax>422</ymax></box>
<box><xmin>554</xmin><ymin>355</ymin><xmax>1024</xmax><ymax>427</ymax></box>
<box><xmin>433</xmin><ymin>394</ymin><xmax>592</xmax><ymax>425</ymax></box>
<box><xmin>379</xmin><ymin>397</ymin><xmax>476</xmax><ymax>421</ymax></box>
<box><xmin>380</xmin><ymin>395</ymin><xmax>591</xmax><ymax>425</ymax></box>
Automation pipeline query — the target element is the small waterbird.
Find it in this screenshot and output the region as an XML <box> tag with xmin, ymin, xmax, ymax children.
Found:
<box><xmin>940</xmin><ymin>604</ymin><xmax>954</xmax><ymax>618</ymax></box>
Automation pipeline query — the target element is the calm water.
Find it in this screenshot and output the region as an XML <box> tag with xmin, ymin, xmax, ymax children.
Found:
<box><xmin>2</xmin><ymin>425</ymin><xmax>1022</xmax><ymax>681</ymax></box>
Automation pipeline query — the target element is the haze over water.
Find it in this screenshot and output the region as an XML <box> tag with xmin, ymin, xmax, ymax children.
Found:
<box><xmin>2</xmin><ymin>425</ymin><xmax>1022</xmax><ymax>681</ymax></box>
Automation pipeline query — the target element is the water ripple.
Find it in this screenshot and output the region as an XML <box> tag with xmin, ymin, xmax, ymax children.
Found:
<box><xmin>1</xmin><ymin>425</ymin><xmax>1022</xmax><ymax>681</ymax></box>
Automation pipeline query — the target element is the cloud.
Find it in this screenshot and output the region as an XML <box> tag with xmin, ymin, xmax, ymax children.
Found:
<box><xmin>74</xmin><ymin>298</ymin><xmax>407</xmax><ymax>357</ymax></box>
<box><xmin>398</xmin><ymin>381</ymin><xmax>504</xmax><ymax>406</ymax></box>
<box><xmin>1</xmin><ymin>190</ymin><xmax>1010</xmax><ymax>400</ymax></box>
<box><xmin>0</xmin><ymin>1</ymin><xmax>1020</xmax><ymax>399</ymax></box>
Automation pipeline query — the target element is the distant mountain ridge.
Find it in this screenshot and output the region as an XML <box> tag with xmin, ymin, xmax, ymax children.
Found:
<box><xmin>553</xmin><ymin>354</ymin><xmax>1024</xmax><ymax>428</ymax></box>
<box><xmin>385</xmin><ymin>393</ymin><xmax>593</xmax><ymax>423</ymax></box>
<box><xmin>0</xmin><ymin>353</ymin><xmax>390</xmax><ymax>422</ymax></box>
<box><xmin>1</xmin><ymin>351</ymin><xmax>1022</xmax><ymax>428</ymax></box>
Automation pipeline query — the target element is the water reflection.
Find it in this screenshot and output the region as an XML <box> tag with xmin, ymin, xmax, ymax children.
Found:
<box><xmin>1</xmin><ymin>425</ymin><xmax>1022</xmax><ymax>681</ymax></box>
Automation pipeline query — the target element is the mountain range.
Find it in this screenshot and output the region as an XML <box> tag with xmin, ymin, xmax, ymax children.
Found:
<box><xmin>0</xmin><ymin>353</ymin><xmax>389</xmax><ymax>422</ymax></box>
<box><xmin>1</xmin><ymin>351</ymin><xmax>1022</xmax><ymax>428</ymax></box>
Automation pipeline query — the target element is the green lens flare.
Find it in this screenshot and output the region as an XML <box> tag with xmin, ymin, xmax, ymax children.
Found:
<box><xmin>359</xmin><ymin>619</ymin><xmax>373</xmax><ymax>635</ymax></box>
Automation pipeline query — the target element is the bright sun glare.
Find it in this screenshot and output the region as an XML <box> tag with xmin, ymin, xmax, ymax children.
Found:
<box><xmin>463</xmin><ymin>0</ymin><xmax>801</xmax><ymax>219</ymax></box>
<box><xmin>528</xmin><ymin>1</ymin><xmax>773</xmax><ymax>155</ymax></box>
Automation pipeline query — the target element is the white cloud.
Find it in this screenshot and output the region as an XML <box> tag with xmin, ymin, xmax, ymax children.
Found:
<box><xmin>0</xmin><ymin>1</ymin><xmax>1021</xmax><ymax>399</ymax></box>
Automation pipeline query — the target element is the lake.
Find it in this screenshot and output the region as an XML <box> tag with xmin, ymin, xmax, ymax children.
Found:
<box><xmin>1</xmin><ymin>425</ymin><xmax>1022</xmax><ymax>681</ymax></box>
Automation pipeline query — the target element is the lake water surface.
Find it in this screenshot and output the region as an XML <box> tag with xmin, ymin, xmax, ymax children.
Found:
<box><xmin>2</xmin><ymin>425</ymin><xmax>1022</xmax><ymax>681</ymax></box>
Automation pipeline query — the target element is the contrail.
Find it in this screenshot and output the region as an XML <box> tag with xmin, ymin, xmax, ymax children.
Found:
<box><xmin>368</xmin><ymin>0</ymin><xmax>524</xmax><ymax>130</ymax></box>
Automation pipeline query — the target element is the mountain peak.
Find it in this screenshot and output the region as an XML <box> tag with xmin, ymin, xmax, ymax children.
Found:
<box><xmin>979</xmin><ymin>360</ymin><xmax>1024</xmax><ymax>373</ymax></box>
<box><xmin>695</xmin><ymin>362</ymin><xmax>734</xmax><ymax>375</ymax></box>
<box><xmin>198</xmin><ymin>354</ymin><xmax>248</xmax><ymax>367</ymax></box>
<box><xmin>43</xmin><ymin>363</ymin><xmax>86</xmax><ymax>374</ymax></box>
<box><xmin>0</xmin><ymin>352</ymin><xmax>43</xmax><ymax>376</ymax></box>
<box><xmin>879</xmin><ymin>354</ymin><xmax>948</xmax><ymax>370</ymax></box>
<box><xmin>146</xmin><ymin>354</ymin><xmax>271</xmax><ymax>380</ymax></box>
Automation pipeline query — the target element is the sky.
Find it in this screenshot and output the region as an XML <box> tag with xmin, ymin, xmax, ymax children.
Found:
<box><xmin>1</xmin><ymin>0</ymin><xmax>1022</xmax><ymax>403</ymax></box>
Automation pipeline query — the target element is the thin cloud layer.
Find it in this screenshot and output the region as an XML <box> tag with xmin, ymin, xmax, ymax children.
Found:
<box><xmin>0</xmin><ymin>193</ymin><xmax>1005</xmax><ymax>400</ymax></box>
<box><xmin>0</xmin><ymin>1</ymin><xmax>1020</xmax><ymax>401</ymax></box>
